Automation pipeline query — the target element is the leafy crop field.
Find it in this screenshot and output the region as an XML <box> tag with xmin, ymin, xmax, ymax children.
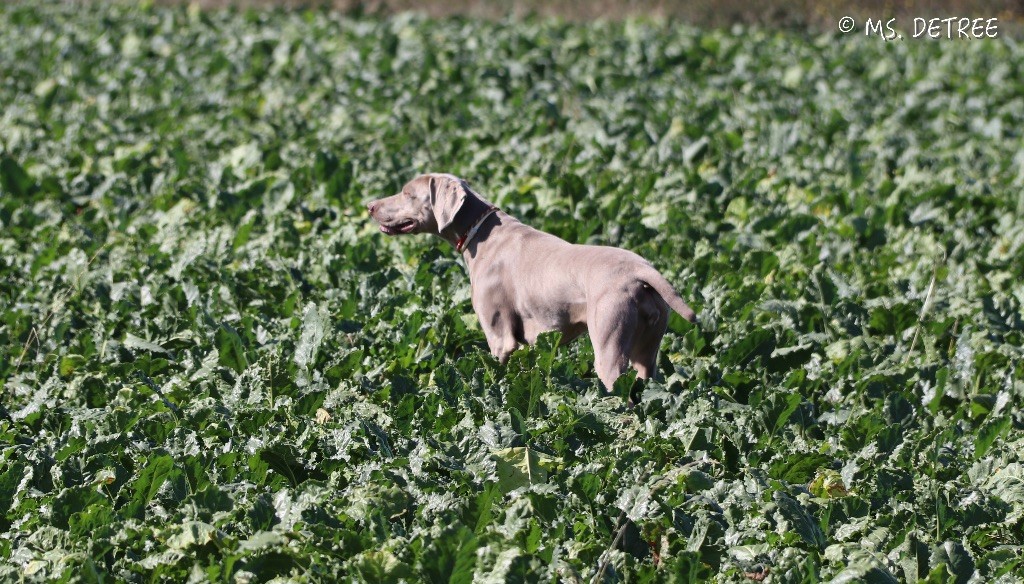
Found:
<box><xmin>2</xmin><ymin>3</ymin><xmax>1024</xmax><ymax>582</ymax></box>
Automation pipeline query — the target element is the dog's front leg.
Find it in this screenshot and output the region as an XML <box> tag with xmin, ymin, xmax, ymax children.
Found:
<box><xmin>474</xmin><ymin>305</ymin><xmax>520</xmax><ymax>365</ymax></box>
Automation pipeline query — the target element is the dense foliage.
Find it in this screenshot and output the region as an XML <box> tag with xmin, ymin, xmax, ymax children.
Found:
<box><xmin>2</xmin><ymin>3</ymin><xmax>1023</xmax><ymax>581</ymax></box>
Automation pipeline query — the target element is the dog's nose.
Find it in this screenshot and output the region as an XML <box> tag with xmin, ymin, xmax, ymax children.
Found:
<box><xmin>367</xmin><ymin>201</ymin><xmax>378</xmax><ymax>215</ymax></box>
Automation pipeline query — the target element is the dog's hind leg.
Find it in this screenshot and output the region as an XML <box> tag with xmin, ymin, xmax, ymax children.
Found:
<box><xmin>630</xmin><ymin>286</ymin><xmax>670</xmax><ymax>380</ymax></box>
<box><xmin>588</xmin><ymin>295</ymin><xmax>637</xmax><ymax>393</ymax></box>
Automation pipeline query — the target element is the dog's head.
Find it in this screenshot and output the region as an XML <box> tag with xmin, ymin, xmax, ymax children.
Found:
<box><xmin>367</xmin><ymin>173</ymin><xmax>468</xmax><ymax>236</ymax></box>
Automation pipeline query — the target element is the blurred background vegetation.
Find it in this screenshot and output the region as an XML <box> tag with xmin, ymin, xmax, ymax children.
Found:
<box><xmin>133</xmin><ymin>0</ymin><xmax>1024</xmax><ymax>31</ymax></box>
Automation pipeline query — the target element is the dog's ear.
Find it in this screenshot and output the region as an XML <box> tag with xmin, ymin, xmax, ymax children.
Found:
<box><xmin>429</xmin><ymin>175</ymin><xmax>467</xmax><ymax>232</ymax></box>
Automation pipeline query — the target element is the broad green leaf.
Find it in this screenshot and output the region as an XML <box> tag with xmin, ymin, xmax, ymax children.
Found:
<box><xmin>123</xmin><ymin>334</ymin><xmax>169</xmax><ymax>355</ymax></box>
<box><xmin>0</xmin><ymin>155</ymin><xmax>35</xmax><ymax>197</ymax></box>
<box><xmin>295</xmin><ymin>301</ymin><xmax>327</xmax><ymax>369</ymax></box>
<box><xmin>351</xmin><ymin>550</ymin><xmax>413</xmax><ymax>584</ymax></box>
<box><xmin>165</xmin><ymin>521</ymin><xmax>218</xmax><ymax>550</ymax></box>
<box><xmin>928</xmin><ymin>541</ymin><xmax>975</xmax><ymax>584</ymax></box>
<box><xmin>216</xmin><ymin>324</ymin><xmax>248</xmax><ymax>373</ymax></box>
<box><xmin>771</xmin><ymin>491</ymin><xmax>826</xmax><ymax>549</ymax></box>
<box><xmin>129</xmin><ymin>454</ymin><xmax>176</xmax><ymax>517</ymax></box>
<box><xmin>721</xmin><ymin>328</ymin><xmax>775</xmax><ymax>368</ymax></box>
<box><xmin>973</xmin><ymin>416</ymin><xmax>1010</xmax><ymax>459</ymax></box>
<box><xmin>491</xmin><ymin>447</ymin><xmax>558</xmax><ymax>494</ymax></box>
<box><xmin>58</xmin><ymin>354</ymin><xmax>87</xmax><ymax>377</ymax></box>
<box><xmin>237</xmin><ymin>531</ymin><xmax>287</xmax><ymax>552</ymax></box>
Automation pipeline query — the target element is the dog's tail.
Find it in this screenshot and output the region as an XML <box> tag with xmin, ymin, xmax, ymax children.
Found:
<box><xmin>637</xmin><ymin>265</ymin><xmax>698</xmax><ymax>323</ymax></box>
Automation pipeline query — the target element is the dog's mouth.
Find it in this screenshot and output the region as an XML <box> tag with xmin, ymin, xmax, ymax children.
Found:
<box><xmin>379</xmin><ymin>219</ymin><xmax>417</xmax><ymax>235</ymax></box>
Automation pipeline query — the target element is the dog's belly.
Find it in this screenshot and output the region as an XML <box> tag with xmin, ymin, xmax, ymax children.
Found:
<box><xmin>519</xmin><ymin>301</ymin><xmax>588</xmax><ymax>344</ymax></box>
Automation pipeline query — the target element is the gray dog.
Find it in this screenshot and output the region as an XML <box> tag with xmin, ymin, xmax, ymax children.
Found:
<box><xmin>367</xmin><ymin>173</ymin><xmax>697</xmax><ymax>396</ymax></box>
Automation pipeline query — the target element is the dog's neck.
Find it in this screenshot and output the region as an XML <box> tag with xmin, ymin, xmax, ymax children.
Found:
<box><xmin>440</xmin><ymin>192</ymin><xmax>500</xmax><ymax>252</ymax></box>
